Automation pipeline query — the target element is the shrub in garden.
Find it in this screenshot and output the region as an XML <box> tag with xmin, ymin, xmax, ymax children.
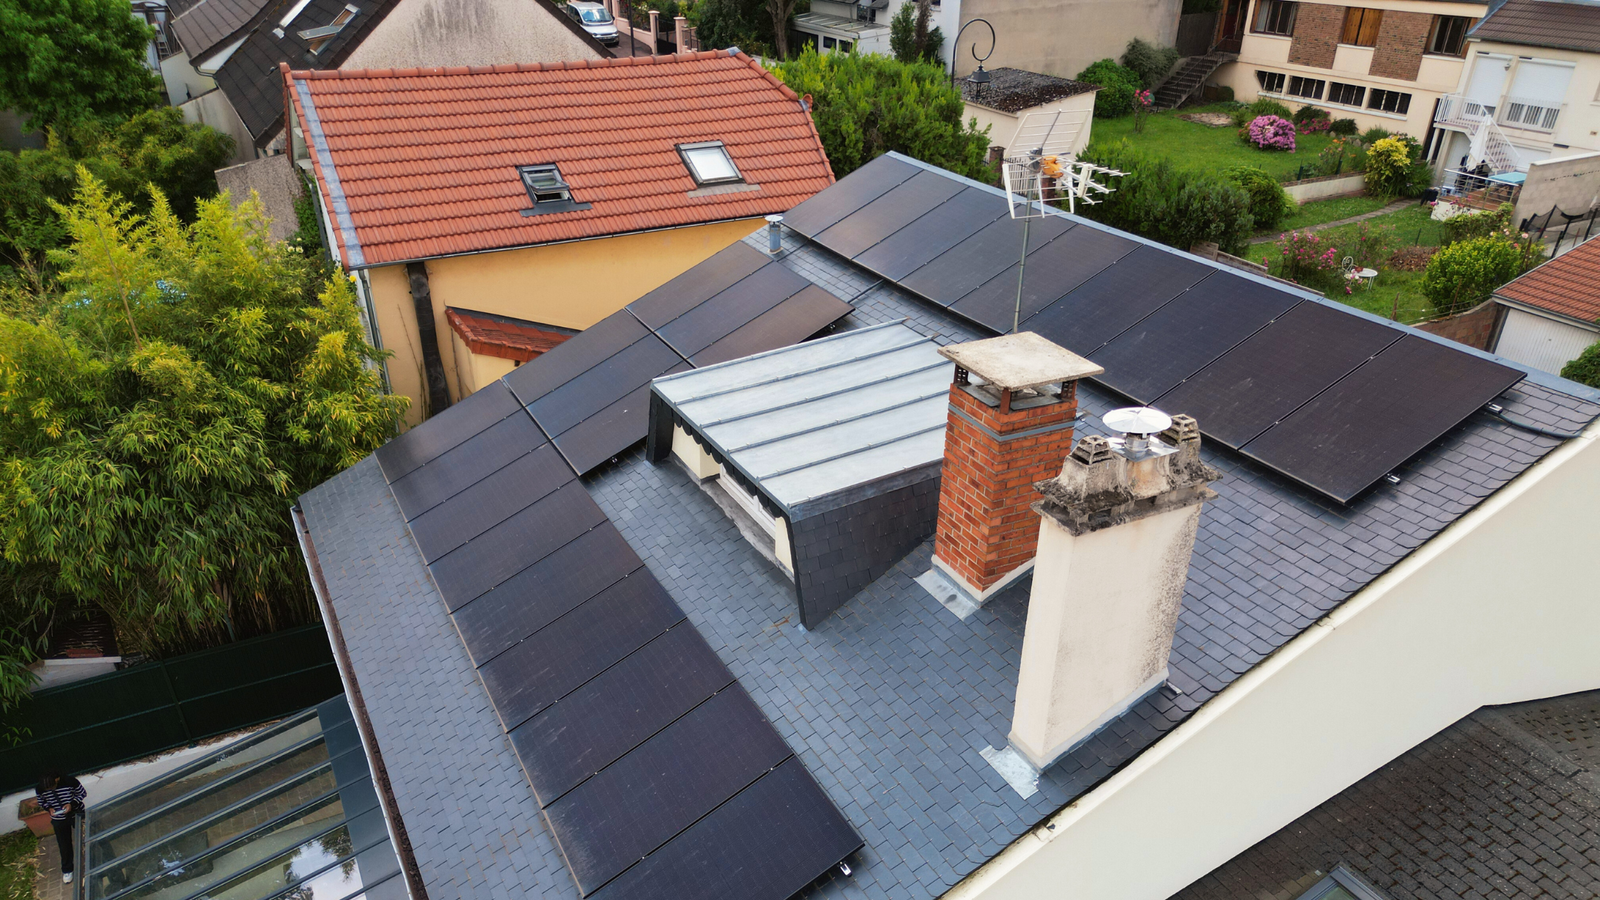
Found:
<box><xmin>1346</xmin><ymin>220</ymin><xmax>1395</xmax><ymax>268</ymax></box>
<box><xmin>1231</xmin><ymin>97</ymin><xmax>1293</xmax><ymax>126</ymax></box>
<box><xmin>1133</xmin><ymin>88</ymin><xmax>1154</xmax><ymax>133</ymax></box>
<box><xmin>1298</xmin><ymin>117</ymin><xmax>1331</xmax><ymax>135</ymax></box>
<box><xmin>1317</xmin><ymin>137</ymin><xmax>1364</xmax><ymax>175</ymax></box>
<box><xmin>1214</xmin><ymin>85</ymin><xmax>1235</xmax><ymax>103</ymax></box>
<box><xmin>1293</xmin><ymin>105</ymin><xmax>1330</xmax><ymax>126</ymax></box>
<box><xmin>1077</xmin><ymin>59</ymin><xmax>1141</xmax><ymax>118</ymax></box>
<box><xmin>1441</xmin><ymin>202</ymin><xmax>1514</xmax><ymax>247</ymax></box>
<box><xmin>1361</xmin><ymin>126</ymin><xmax>1392</xmax><ymax>145</ymax></box>
<box><xmin>1122</xmin><ymin>38</ymin><xmax>1179</xmax><ymax>89</ymax></box>
<box><xmin>1224</xmin><ymin>165</ymin><xmax>1293</xmax><ymax>232</ymax></box>
<box><xmin>1421</xmin><ymin>235</ymin><xmax>1531</xmax><ymax>316</ymax></box>
<box><xmin>1078</xmin><ymin>139</ymin><xmax>1256</xmax><ymax>254</ymax></box>
<box><xmin>1330</xmin><ymin>118</ymin><xmax>1359</xmax><ymax>136</ymax></box>
<box><xmin>1365</xmin><ymin>136</ymin><xmax>1427</xmax><ymax>197</ymax></box>
<box><xmin>1562</xmin><ymin>341</ymin><xmax>1600</xmax><ymax>388</ymax></box>
<box><xmin>1246</xmin><ymin>115</ymin><xmax>1296</xmax><ymax>151</ymax></box>
<box><xmin>1278</xmin><ymin>230</ymin><xmax>1341</xmax><ymax>291</ymax></box>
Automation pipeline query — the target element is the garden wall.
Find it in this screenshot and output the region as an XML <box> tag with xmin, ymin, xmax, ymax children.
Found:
<box><xmin>1284</xmin><ymin>173</ymin><xmax>1367</xmax><ymax>202</ymax></box>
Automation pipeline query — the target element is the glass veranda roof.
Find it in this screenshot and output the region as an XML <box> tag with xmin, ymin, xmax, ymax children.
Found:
<box><xmin>80</xmin><ymin>695</ymin><xmax>404</xmax><ymax>900</ymax></box>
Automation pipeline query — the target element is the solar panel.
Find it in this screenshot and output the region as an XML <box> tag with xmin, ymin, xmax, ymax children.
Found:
<box><xmin>1155</xmin><ymin>301</ymin><xmax>1404</xmax><ymax>448</ymax></box>
<box><xmin>477</xmin><ymin>573</ymin><xmax>684</xmax><ymax>731</ymax></box>
<box><xmin>407</xmin><ymin>444</ymin><xmax>572</xmax><ymax>563</ymax></box>
<box><xmin>900</xmin><ymin>214</ymin><xmax>1071</xmax><ymax>306</ymax></box>
<box><xmin>852</xmin><ymin>187</ymin><xmax>1008</xmax><ymax>281</ymax></box>
<box><xmin>529</xmin><ymin>333</ymin><xmax>685</xmax><ymax>437</ymax></box>
<box><xmin>781</xmin><ymin>154</ymin><xmax>921</xmax><ymax>237</ymax></box>
<box><xmin>812</xmin><ymin>170</ymin><xmax>968</xmax><ymax>260</ymax></box>
<box><xmin>504</xmin><ymin>311</ymin><xmax>651</xmax><ymax>406</ymax></box>
<box><xmin>1241</xmin><ymin>334</ymin><xmax>1524</xmax><ymax>502</ymax></box>
<box><xmin>552</xmin><ymin>369</ymin><xmax>690</xmax><ymax>475</ymax></box>
<box><xmin>690</xmin><ymin>285</ymin><xmax>853</xmax><ymax>367</ymax></box>
<box><xmin>542</xmin><ymin>685</ymin><xmax>792</xmax><ymax>894</ymax></box>
<box><xmin>508</xmin><ymin>624</ymin><xmax>735</xmax><ymax>805</ymax></box>
<box><xmin>1090</xmin><ymin>271</ymin><xmax>1302</xmax><ymax>402</ymax></box>
<box><xmin>627</xmin><ymin>243</ymin><xmax>772</xmax><ymax>330</ymax></box>
<box><xmin>588</xmin><ymin>757</ymin><xmax>862</xmax><ymax>900</ymax></box>
<box><xmin>656</xmin><ymin>263</ymin><xmax>810</xmax><ymax>358</ymax></box>
<box><xmin>949</xmin><ymin>225</ymin><xmax>1138</xmax><ymax>333</ymax></box>
<box><xmin>452</xmin><ymin>524</ymin><xmax>644</xmax><ymax>661</ymax></box>
<box><xmin>388</xmin><ymin>412</ymin><xmax>549</xmax><ymax>521</ymax></box>
<box><xmin>374</xmin><ymin>381</ymin><xmax>523</xmax><ymax>482</ymax></box>
<box><xmin>1020</xmin><ymin>245</ymin><xmax>1215</xmax><ymax>355</ymax></box>
<box><xmin>426</xmin><ymin>480</ymin><xmax>603</xmax><ymax>610</ymax></box>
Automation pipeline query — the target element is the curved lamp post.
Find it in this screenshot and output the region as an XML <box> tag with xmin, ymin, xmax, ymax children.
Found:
<box><xmin>949</xmin><ymin>17</ymin><xmax>995</xmax><ymax>92</ymax></box>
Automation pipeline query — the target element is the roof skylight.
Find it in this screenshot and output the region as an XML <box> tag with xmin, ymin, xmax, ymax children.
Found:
<box><xmin>279</xmin><ymin>0</ymin><xmax>314</xmax><ymax>27</ymax></box>
<box><xmin>678</xmin><ymin>141</ymin><xmax>742</xmax><ymax>185</ymax></box>
<box><xmin>516</xmin><ymin>164</ymin><xmax>590</xmax><ymax>216</ymax></box>
<box><xmin>300</xmin><ymin>5</ymin><xmax>358</xmax><ymax>53</ymax></box>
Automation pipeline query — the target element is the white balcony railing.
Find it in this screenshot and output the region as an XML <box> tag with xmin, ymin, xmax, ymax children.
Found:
<box><xmin>1434</xmin><ymin>93</ymin><xmax>1495</xmax><ymax>127</ymax></box>
<box><xmin>1499</xmin><ymin>96</ymin><xmax>1563</xmax><ymax>133</ymax></box>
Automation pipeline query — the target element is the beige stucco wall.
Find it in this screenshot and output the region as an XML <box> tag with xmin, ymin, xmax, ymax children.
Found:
<box><xmin>369</xmin><ymin>217</ymin><xmax>763</xmax><ymax>427</ymax></box>
<box><xmin>160</xmin><ymin>52</ymin><xmax>216</xmax><ymax>106</ymax></box>
<box><xmin>1514</xmin><ymin>150</ymin><xmax>1600</xmax><ymax>224</ymax></box>
<box><xmin>962</xmin><ymin>92</ymin><xmax>1096</xmax><ymax>158</ymax></box>
<box><xmin>448</xmin><ymin>328</ymin><xmax>519</xmax><ymax>397</ymax></box>
<box><xmin>946</xmin><ymin>414</ymin><xmax>1600</xmax><ymax>900</ymax></box>
<box><xmin>341</xmin><ymin>0</ymin><xmax>601</xmax><ymax>69</ymax></box>
<box><xmin>953</xmin><ymin>0</ymin><xmax>1182</xmax><ymax>82</ymax></box>
<box><xmin>1451</xmin><ymin>41</ymin><xmax>1600</xmax><ymax>164</ymax></box>
<box><xmin>180</xmin><ymin>90</ymin><xmax>254</xmax><ymax>166</ymax></box>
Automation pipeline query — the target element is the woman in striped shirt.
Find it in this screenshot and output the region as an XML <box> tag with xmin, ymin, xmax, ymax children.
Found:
<box><xmin>36</xmin><ymin>771</ymin><xmax>86</xmax><ymax>884</ymax></box>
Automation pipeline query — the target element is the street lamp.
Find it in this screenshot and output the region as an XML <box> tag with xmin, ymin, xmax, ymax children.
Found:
<box><xmin>949</xmin><ymin>17</ymin><xmax>995</xmax><ymax>93</ymax></box>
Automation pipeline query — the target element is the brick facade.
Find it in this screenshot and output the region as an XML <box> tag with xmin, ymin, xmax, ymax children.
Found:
<box><xmin>1416</xmin><ymin>300</ymin><xmax>1504</xmax><ymax>351</ymax></box>
<box><xmin>1288</xmin><ymin>3</ymin><xmax>1343</xmax><ymax>69</ymax></box>
<box><xmin>933</xmin><ymin>383</ymin><xmax>1077</xmax><ymax>594</ymax></box>
<box><xmin>1369</xmin><ymin>10</ymin><xmax>1431</xmax><ymax>82</ymax></box>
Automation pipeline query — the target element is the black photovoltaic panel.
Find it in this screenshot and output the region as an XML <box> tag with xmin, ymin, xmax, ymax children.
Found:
<box><xmin>781</xmin><ymin>154</ymin><xmax>921</xmax><ymax>237</ymax></box>
<box><xmin>690</xmin><ymin>285</ymin><xmax>853</xmax><ymax>367</ymax></box>
<box><xmin>407</xmin><ymin>444</ymin><xmax>571</xmax><ymax>563</ymax></box>
<box><xmin>1090</xmin><ymin>271</ymin><xmax>1302</xmax><ymax>401</ymax></box>
<box><xmin>950</xmin><ymin>225</ymin><xmax>1138</xmax><ymax>333</ymax></box>
<box><xmin>529</xmin><ymin>333</ymin><xmax>685</xmax><ymax>437</ymax></box>
<box><xmin>553</xmin><ymin>369</ymin><xmax>691</xmax><ymax>475</ymax></box>
<box><xmin>389</xmin><ymin>413</ymin><xmax>548</xmax><ymax>521</ymax></box>
<box><xmin>900</xmin><ymin>214</ymin><xmax>1072</xmax><ymax>306</ymax></box>
<box><xmin>426</xmin><ymin>480</ymin><xmax>603</xmax><ymax>611</ymax></box>
<box><xmin>589</xmin><ymin>757</ymin><xmax>863</xmax><ymax>900</ymax></box>
<box><xmin>1241</xmin><ymin>334</ymin><xmax>1524</xmax><ymax>502</ymax></box>
<box><xmin>477</xmin><ymin>573</ymin><xmax>684</xmax><ymax>731</ymax></box>
<box><xmin>543</xmin><ymin>685</ymin><xmax>792</xmax><ymax>894</ymax></box>
<box><xmin>1155</xmin><ymin>301</ymin><xmax>1404</xmax><ymax>448</ymax></box>
<box><xmin>852</xmin><ymin>187</ymin><xmax>1008</xmax><ymax>281</ymax></box>
<box><xmin>1020</xmin><ymin>245</ymin><xmax>1215</xmax><ymax>355</ymax></box>
<box><xmin>374</xmin><ymin>381</ymin><xmax>523</xmax><ymax>482</ymax></box>
<box><xmin>504</xmin><ymin>311</ymin><xmax>651</xmax><ymax>405</ymax></box>
<box><xmin>627</xmin><ymin>243</ymin><xmax>772</xmax><ymax>330</ymax></box>
<box><xmin>453</xmin><ymin>524</ymin><xmax>644</xmax><ymax>662</ymax></box>
<box><xmin>656</xmin><ymin>263</ymin><xmax>810</xmax><ymax>358</ymax></box>
<box><xmin>812</xmin><ymin>170</ymin><xmax>968</xmax><ymax>260</ymax></box>
<box><xmin>508</xmin><ymin>624</ymin><xmax>735</xmax><ymax>805</ymax></box>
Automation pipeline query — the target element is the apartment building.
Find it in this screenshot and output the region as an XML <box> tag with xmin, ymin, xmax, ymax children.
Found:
<box><xmin>1210</xmin><ymin>0</ymin><xmax>1487</xmax><ymax>140</ymax></box>
<box><xmin>795</xmin><ymin>0</ymin><xmax>962</xmax><ymax>66</ymax></box>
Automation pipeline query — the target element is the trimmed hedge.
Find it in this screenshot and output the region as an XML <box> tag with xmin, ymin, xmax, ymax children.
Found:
<box><xmin>1079</xmin><ymin>139</ymin><xmax>1255</xmax><ymax>255</ymax></box>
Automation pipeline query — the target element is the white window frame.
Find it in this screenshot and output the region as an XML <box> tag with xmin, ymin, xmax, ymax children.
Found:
<box><xmin>676</xmin><ymin>141</ymin><xmax>743</xmax><ymax>186</ymax></box>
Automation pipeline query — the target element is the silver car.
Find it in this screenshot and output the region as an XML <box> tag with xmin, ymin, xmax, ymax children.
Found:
<box><xmin>565</xmin><ymin>1</ymin><xmax>620</xmax><ymax>46</ymax></box>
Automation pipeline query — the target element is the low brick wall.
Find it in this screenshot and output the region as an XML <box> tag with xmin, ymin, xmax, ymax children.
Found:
<box><xmin>1415</xmin><ymin>300</ymin><xmax>1502</xmax><ymax>351</ymax></box>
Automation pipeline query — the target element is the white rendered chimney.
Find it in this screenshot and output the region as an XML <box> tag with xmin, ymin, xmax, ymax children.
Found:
<box><xmin>1008</xmin><ymin>411</ymin><xmax>1219</xmax><ymax>771</ymax></box>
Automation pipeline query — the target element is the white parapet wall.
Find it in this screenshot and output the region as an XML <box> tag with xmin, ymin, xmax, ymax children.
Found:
<box><xmin>945</xmin><ymin>413</ymin><xmax>1600</xmax><ymax>900</ymax></box>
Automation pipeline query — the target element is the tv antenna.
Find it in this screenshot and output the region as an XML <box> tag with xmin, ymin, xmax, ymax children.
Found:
<box><xmin>999</xmin><ymin>109</ymin><xmax>1124</xmax><ymax>333</ymax></box>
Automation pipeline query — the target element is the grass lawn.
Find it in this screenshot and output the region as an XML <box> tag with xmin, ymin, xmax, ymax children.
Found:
<box><xmin>0</xmin><ymin>829</ymin><xmax>37</xmax><ymax>900</ymax></box>
<box><xmin>1089</xmin><ymin>103</ymin><xmax>1339</xmax><ymax>183</ymax></box>
<box><xmin>1258</xmin><ymin>204</ymin><xmax>1443</xmax><ymax>325</ymax></box>
<box><xmin>1275</xmin><ymin>194</ymin><xmax>1392</xmax><ymax>233</ymax></box>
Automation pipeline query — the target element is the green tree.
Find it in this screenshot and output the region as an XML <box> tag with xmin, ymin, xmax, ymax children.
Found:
<box><xmin>0</xmin><ymin>172</ymin><xmax>405</xmax><ymax>711</ymax></box>
<box><xmin>1076</xmin><ymin>58</ymin><xmax>1141</xmax><ymax>119</ymax></box>
<box><xmin>889</xmin><ymin>0</ymin><xmax>943</xmax><ymax>64</ymax></box>
<box><xmin>1560</xmin><ymin>339</ymin><xmax>1600</xmax><ymax>388</ymax></box>
<box><xmin>0</xmin><ymin>0</ymin><xmax>162</xmax><ymax>130</ymax></box>
<box><xmin>687</xmin><ymin>0</ymin><xmax>771</xmax><ymax>54</ymax></box>
<box><xmin>774</xmin><ymin>49</ymin><xmax>991</xmax><ymax>180</ymax></box>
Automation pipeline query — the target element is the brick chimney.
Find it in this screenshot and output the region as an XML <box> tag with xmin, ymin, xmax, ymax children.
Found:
<box><xmin>930</xmin><ymin>333</ymin><xmax>1104</xmax><ymax>606</ymax></box>
<box><xmin>1008</xmin><ymin>412</ymin><xmax>1220</xmax><ymax>770</ymax></box>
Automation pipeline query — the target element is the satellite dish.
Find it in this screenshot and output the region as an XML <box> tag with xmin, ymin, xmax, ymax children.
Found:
<box><xmin>1102</xmin><ymin>407</ymin><xmax>1172</xmax><ymax>454</ymax></box>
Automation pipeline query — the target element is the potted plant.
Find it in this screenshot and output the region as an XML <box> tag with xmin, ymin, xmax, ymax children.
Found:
<box><xmin>18</xmin><ymin>797</ymin><xmax>52</xmax><ymax>837</ymax></box>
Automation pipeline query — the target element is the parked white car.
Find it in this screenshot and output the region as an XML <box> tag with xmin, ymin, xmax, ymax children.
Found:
<box><xmin>565</xmin><ymin>0</ymin><xmax>620</xmax><ymax>46</ymax></box>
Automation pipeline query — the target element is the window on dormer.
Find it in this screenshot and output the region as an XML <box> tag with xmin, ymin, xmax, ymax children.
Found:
<box><xmin>678</xmin><ymin>142</ymin><xmax>742</xmax><ymax>186</ymax></box>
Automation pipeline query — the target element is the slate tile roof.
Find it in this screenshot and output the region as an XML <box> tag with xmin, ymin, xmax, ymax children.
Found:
<box><xmin>170</xmin><ymin>0</ymin><xmax>269</xmax><ymax>61</ymax></box>
<box><xmin>446</xmin><ymin>308</ymin><xmax>572</xmax><ymax>362</ymax></box>
<box><xmin>1174</xmin><ymin>690</ymin><xmax>1600</xmax><ymax>900</ymax></box>
<box><xmin>286</xmin><ymin>52</ymin><xmax>835</xmax><ymax>268</ymax></box>
<box><xmin>1470</xmin><ymin>0</ymin><xmax>1600</xmax><ymax>54</ymax></box>
<box><xmin>1497</xmin><ymin>236</ymin><xmax>1600</xmax><ymax>326</ymax></box>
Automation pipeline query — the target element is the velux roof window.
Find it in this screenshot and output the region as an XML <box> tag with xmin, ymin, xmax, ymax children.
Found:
<box><xmin>678</xmin><ymin>141</ymin><xmax>742</xmax><ymax>185</ymax></box>
<box><xmin>299</xmin><ymin>5</ymin><xmax>359</xmax><ymax>54</ymax></box>
<box><xmin>517</xmin><ymin>164</ymin><xmax>590</xmax><ymax>216</ymax></box>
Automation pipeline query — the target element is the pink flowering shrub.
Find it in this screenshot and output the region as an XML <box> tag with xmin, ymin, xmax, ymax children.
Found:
<box><xmin>1279</xmin><ymin>230</ymin><xmax>1339</xmax><ymax>289</ymax></box>
<box><xmin>1246</xmin><ymin>115</ymin><xmax>1297</xmax><ymax>151</ymax></box>
<box><xmin>1297</xmin><ymin>117</ymin><xmax>1331</xmax><ymax>135</ymax></box>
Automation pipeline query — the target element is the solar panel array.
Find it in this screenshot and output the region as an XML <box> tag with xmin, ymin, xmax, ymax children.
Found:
<box><xmin>374</xmin><ymin>383</ymin><xmax>862</xmax><ymax>900</ymax></box>
<box><xmin>500</xmin><ymin>242</ymin><xmax>851</xmax><ymax>474</ymax></box>
<box><xmin>783</xmin><ymin>155</ymin><xmax>1526</xmax><ymax>502</ymax></box>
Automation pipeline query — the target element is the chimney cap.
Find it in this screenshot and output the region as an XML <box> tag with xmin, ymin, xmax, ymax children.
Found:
<box><xmin>937</xmin><ymin>332</ymin><xmax>1103</xmax><ymax>392</ymax></box>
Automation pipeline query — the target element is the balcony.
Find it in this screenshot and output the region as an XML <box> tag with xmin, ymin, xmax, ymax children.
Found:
<box><xmin>1500</xmin><ymin>96</ymin><xmax>1563</xmax><ymax>133</ymax></box>
<box><xmin>1434</xmin><ymin>93</ymin><xmax>1563</xmax><ymax>135</ymax></box>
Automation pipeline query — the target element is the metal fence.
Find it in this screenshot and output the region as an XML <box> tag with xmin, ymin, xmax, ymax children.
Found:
<box><xmin>0</xmin><ymin>624</ymin><xmax>340</xmax><ymax>794</ymax></box>
<box><xmin>1521</xmin><ymin>203</ymin><xmax>1600</xmax><ymax>257</ymax></box>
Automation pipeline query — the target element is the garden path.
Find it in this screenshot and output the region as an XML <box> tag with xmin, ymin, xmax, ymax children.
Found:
<box><xmin>1249</xmin><ymin>199</ymin><xmax>1411</xmax><ymax>245</ymax></box>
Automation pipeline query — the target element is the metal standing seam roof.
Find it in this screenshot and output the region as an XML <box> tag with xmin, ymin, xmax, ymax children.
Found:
<box><xmin>285</xmin><ymin>51</ymin><xmax>836</xmax><ymax>268</ymax></box>
<box><xmin>653</xmin><ymin>322</ymin><xmax>952</xmax><ymax>511</ymax></box>
<box><xmin>1496</xmin><ymin>234</ymin><xmax>1600</xmax><ymax>326</ymax></box>
<box><xmin>1469</xmin><ymin>0</ymin><xmax>1600</xmax><ymax>54</ymax></box>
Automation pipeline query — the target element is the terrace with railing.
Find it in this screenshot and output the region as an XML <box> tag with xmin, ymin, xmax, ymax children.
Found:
<box><xmin>1435</xmin><ymin>92</ymin><xmax>1564</xmax><ymax>135</ymax></box>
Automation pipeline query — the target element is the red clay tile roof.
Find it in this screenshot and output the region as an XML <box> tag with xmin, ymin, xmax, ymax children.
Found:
<box><xmin>1497</xmin><ymin>236</ymin><xmax>1600</xmax><ymax>324</ymax></box>
<box><xmin>446</xmin><ymin>308</ymin><xmax>571</xmax><ymax>362</ymax></box>
<box><xmin>285</xmin><ymin>51</ymin><xmax>834</xmax><ymax>267</ymax></box>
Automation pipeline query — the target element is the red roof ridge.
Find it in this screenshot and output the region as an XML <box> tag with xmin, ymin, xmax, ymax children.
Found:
<box><xmin>286</xmin><ymin>49</ymin><xmax>750</xmax><ymax>83</ymax></box>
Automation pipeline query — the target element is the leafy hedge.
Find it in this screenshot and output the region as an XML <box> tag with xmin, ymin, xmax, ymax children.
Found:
<box><xmin>1079</xmin><ymin>140</ymin><xmax>1255</xmax><ymax>255</ymax></box>
<box><xmin>1421</xmin><ymin>235</ymin><xmax>1531</xmax><ymax>316</ymax></box>
<box><xmin>1076</xmin><ymin>58</ymin><xmax>1142</xmax><ymax>118</ymax></box>
<box><xmin>1365</xmin><ymin>135</ymin><xmax>1430</xmax><ymax>198</ymax></box>
<box><xmin>1223</xmin><ymin>166</ymin><xmax>1293</xmax><ymax>232</ymax></box>
<box><xmin>1441</xmin><ymin>203</ymin><xmax>1514</xmax><ymax>247</ymax></box>
<box><xmin>1562</xmin><ymin>341</ymin><xmax>1600</xmax><ymax>388</ymax></box>
<box><xmin>1122</xmin><ymin>38</ymin><xmax>1179</xmax><ymax>90</ymax></box>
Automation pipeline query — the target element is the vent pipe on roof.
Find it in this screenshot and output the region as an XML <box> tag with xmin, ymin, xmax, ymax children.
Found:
<box><xmin>766</xmin><ymin>214</ymin><xmax>784</xmax><ymax>255</ymax></box>
<box><xmin>1005</xmin><ymin>410</ymin><xmax>1219</xmax><ymax>771</ymax></box>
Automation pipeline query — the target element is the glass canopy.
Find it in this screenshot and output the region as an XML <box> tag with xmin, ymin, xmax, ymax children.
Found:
<box><xmin>80</xmin><ymin>695</ymin><xmax>405</xmax><ymax>900</ymax></box>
